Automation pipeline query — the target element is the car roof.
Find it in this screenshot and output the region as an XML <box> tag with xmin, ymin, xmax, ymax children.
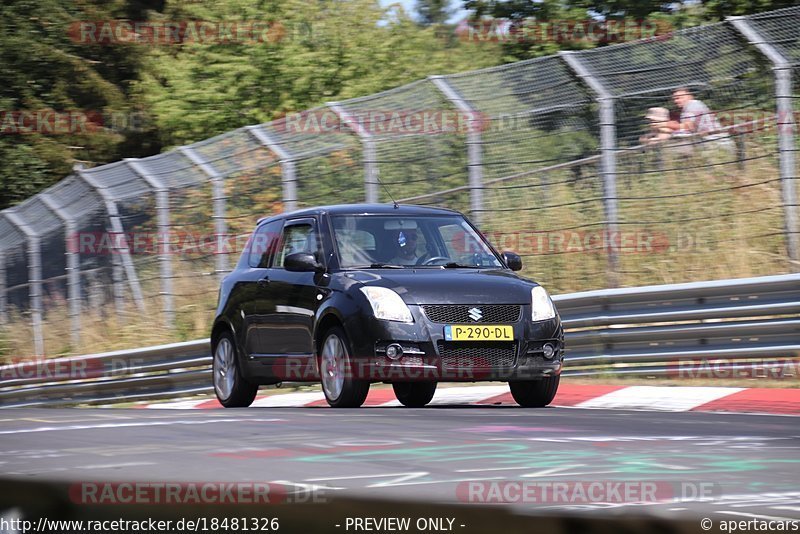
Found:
<box><xmin>256</xmin><ymin>203</ymin><xmax>462</xmax><ymax>226</ymax></box>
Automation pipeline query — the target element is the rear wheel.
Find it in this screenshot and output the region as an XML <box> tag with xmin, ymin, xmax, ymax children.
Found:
<box><xmin>319</xmin><ymin>327</ymin><xmax>370</xmax><ymax>408</ymax></box>
<box><xmin>509</xmin><ymin>375</ymin><xmax>560</xmax><ymax>407</ymax></box>
<box><xmin>393</xmin><ymin>382</ymin><xmax>437</xmax><ymax>407</ymax></box>
<box><xmin>213</xmin><ymin>331</ymin><xmax>258</xmax><ymax>408</ymax></box>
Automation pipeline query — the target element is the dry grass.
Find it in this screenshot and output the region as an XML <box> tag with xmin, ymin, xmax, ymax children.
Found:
<box><xmin>1</xmin><ymin>275</ymin><xmax>217</xmax><ymax>359</ymax></box>
<box><xmin>0</xmin><ymin>137</ymin><xmax>796</xmax><ymax>377</ymax></box>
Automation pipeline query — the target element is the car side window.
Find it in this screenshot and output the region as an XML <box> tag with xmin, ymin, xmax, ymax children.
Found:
<box><xmin>335</xmin><ymin>228</ymin><xmax>376</xmax><ymax>265</ymax></box>
<box><xmin>247</xmin><ymin>220</ymin><xmax>283</xmax><ymax>268</ymax></box>
<box><xmin>274</xmin><ymin>222</ymin><xmax>320</xmax><ymax>269</ymax></box>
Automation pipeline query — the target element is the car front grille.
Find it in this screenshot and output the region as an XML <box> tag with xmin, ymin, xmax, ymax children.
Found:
<box><xmin>437</xmin><ymin>341</ymin><xmax>516</xmax><ymax>369</ymax></box>
<box><xmin>422</xmin><ymin>305</ymin><xmax>521</xmax><ymax>324</ymax></box>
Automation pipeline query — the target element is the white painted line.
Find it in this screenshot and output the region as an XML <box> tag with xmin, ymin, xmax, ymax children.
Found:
<box><xmin>147</xmin><ymin>399</ymin><xmax>209</xmax><ymax>409</ymax></box>
<box><xmin>576</xmin><ymin>386</ymin><xmax>745</xmax><ymax>412</ymax></box>
<box><xmin>76</xmin><ymin>462</ymin><xmax>157</xmax><ymax>469</ymax></box>
<box><xmin>428</xmin><ymin>385</ymin><xmax>508</xmax><ymax>405</ymax></box>
<box><xmin>251</xmin><ymin>392</ymin><xmax>325</xmax><ymax>407</ymax></box>
<box><xmin>0</xmin><ymin>418</ymin><xmax>284</xmax><ymax>435</ymax></box>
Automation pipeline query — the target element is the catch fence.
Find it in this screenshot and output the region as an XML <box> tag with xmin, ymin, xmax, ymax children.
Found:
<box><xmin>0</xmin><ymin>8</ymin><xmax>798</xmax><ymax>356</ymax></box>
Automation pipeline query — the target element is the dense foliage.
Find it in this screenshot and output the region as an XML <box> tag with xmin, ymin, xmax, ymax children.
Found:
<box><xmin>0</xmin><ymin>0</ymin><xmax>792</xmax><ymax>209</ymax></box>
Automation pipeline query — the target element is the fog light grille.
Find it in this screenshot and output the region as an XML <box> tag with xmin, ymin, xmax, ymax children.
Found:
<box><xmin>437</xmin><ymin>341</ymin><xmax>516</xmax><ymax>369</ymax></box>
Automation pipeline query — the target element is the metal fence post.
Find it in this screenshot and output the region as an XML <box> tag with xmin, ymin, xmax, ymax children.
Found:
<box><xmin>327</xmin><ymin>102</ymin><xmax>379</xmax><ymax>203</ymax></box>
<box><xmin>729</xmin><ymin>16</ymin><xmax>799</xmax><ymax>270</ymax></box>
<box><xmin>429</xmin><ymin>76</ymin><xmax>484</xmax><ymax>225</ymax></box>
<box><xmin>560</xmin><ymin>51</ymin><xmax>621</xmax><ymax>287</ymax></box>
<box><xmin>111</xmin><ymin>254</ymin><xmax>124</xmax><ymax>317</ymax></box>
<box><xmin>246</xmin><ymin>125</ymin><xmax>298</xmax><ymax>212</ymax></box>
<box><xmin>179</xmin><ymin>147</ymin><xmax>230</xmax><ymax>278</ymax></box>
<box><xmin>3</xmin><ymin>212</ymin><xmax>44</xmax><ymax>355</ymax></box>
<box><xmin>126</xmin><ymin>160</ymin><xmax>174</xmax><ymax>327</ymax></box>
<box><xmin>39</xmin><ymin>192</ymin><xmax>81</xmax><ymax>348</ymax></box>
<box><xmin>77</xmin><ymin>170</ymin><xmax>146</xmax><ymax>312</ymax></box>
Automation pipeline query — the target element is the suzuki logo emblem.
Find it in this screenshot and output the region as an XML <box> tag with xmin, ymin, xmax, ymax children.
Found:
<box><xmin>468</xmin><ymin>307</ymin><xmax>483</xmax><ymax>322</ymax></box>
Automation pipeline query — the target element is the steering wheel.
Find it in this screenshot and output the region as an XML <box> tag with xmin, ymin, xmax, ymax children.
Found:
<box><xmin>418</xmin><ymin>256</ymin><xmax>450</xmax><ymax>266</ymax></box>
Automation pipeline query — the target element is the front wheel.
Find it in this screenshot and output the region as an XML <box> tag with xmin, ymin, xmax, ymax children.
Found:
<box><xmin>393</xmin><ymin>382</ymin><xmax>437</xmax><ymax>407</ymax></box>
<box><xmin>509</xmin><ymin>375</ymin><xmax>560</xmax><ymax>407</ymax></box>
<box><xmin>319</xmin><ymin>327</ymin><xmax>370</xmax><ymax>408</ymax></box>
<box><xmin>213</xmin><ymin>331</ymin><xmax>258</xmax><ymax>408</ymax></box>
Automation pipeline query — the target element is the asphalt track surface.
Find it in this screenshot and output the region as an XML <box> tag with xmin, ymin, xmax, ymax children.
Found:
<box><xmin>1</xmin><ymin>405</ymin><xmax>799</xmax><ymax>522</ymax></box>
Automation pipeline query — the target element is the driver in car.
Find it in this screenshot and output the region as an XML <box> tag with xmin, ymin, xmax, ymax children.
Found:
<box><xmin>390</xmin><ymin>229</ymin><xmax>420</xmax><ymax>265</ymax></box>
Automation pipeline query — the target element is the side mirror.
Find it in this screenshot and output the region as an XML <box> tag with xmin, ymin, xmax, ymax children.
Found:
<box><xmin>285</xmin><ymin>252</ymin><xmax>324</xmax><ymax>273</ymax></box>
<box><xmin>502</xmin><ymin>251</ymin><xmax>523</xmax><ymax>272</ymax></box>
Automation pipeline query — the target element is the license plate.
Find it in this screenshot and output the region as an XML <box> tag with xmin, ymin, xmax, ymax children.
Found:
<box><xmin>444</xmin><ymin>325</ymin><xmax>513</xmax><ymax>341</ymax></box>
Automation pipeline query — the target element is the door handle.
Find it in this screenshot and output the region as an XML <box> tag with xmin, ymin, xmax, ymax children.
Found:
<box><xmin>257</xmin><ymin>276</ymin><xmax>270</xmax><ymax>287</ymax></box>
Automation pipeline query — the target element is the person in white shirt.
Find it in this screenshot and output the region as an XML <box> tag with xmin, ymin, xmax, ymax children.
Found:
<box><xmin>667</xmin><ymin>87</ymin><xmax>721</xmax><ymax>134</ymax></box>
<box><xmin>667</xmin><ymin>87</ymin><xmax>733</xmax><ymax>155</ymax></box>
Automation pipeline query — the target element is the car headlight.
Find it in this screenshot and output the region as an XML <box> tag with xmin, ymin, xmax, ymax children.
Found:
<box><xmin>360</xmin><ymin>286</ymin><xmax>414</xmax><ymax>323</ymax></box>
<box><xmin>531</xmin><ymin>286</ymin><xmax>556</xmax><ymax>321</ymax></box>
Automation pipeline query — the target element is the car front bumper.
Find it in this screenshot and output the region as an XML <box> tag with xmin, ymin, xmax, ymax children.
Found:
<box><xmin>343</xmin><ymin>304</ymin><xmax>564</xmax><ymax>382</ymax></box>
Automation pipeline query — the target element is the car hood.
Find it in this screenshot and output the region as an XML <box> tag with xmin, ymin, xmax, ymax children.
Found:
<box><xmin>342</xmin><ymin>268</ymin><xmax>536</xmax><ymax>305</ymax></box>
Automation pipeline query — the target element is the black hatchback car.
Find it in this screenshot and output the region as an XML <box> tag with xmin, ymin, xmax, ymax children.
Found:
<box><xmin>211</xmin><ymin>204</ymin><xmax>564</xmax><ymax>408</ymax></box>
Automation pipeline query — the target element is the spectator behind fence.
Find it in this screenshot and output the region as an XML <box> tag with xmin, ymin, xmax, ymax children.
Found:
<box><xmin>667</xmin><ymin>87</ymin><xmax>734</xmax><ymax>154</ymax></box>
<box><xmin>640</xmin><ymin>107</ymin><xmax>672</xmax><ymax>146</ymax></box>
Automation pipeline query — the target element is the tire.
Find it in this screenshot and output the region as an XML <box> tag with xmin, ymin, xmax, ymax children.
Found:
<box><xmin>213</xmin><ymin>331</ymin><xmax>258</xmax><ymax>408</ymax></box>
<box><xmin>509</xmin><ymin>375</ymin><xmax>560</xmax><ymax>407</ymax></box>
<box><xmin>319</xmin><ymin>327</ymin><xmax>370</xmax><ymax>408</ymax></box>
<box><xmin>393</xmin><ymin>382</ymin><xmax>437</xmax><ymax>408</ymax></box>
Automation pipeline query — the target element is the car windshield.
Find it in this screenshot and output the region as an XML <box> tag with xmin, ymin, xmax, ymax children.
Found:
<box><xmin>331</xmin><ymin>214</ymin><xmax>503</xmax><ymax>269</ymax></box>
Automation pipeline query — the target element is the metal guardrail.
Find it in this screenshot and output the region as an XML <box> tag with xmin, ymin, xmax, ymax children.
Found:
<box><xmin>553</xmin><ymin>273</ymin><xmax>800</xmax><ymax>376</ymax></box>
<box><xmin>1</xmin><ymin>273</ymin><xmax>799</xmax><ymax>407</ymax></box>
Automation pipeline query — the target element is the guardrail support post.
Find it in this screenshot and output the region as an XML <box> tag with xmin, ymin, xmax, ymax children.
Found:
<box><xmin>429</xmin><ymin>76</ymin><xmax>484</xmax><ymax>226</ymax></box>
<box><xmin>327</xmin><ymin>103</ymin><xmax>379</xmax><ymax>203</ymax></box>
<box><xmin>729</xmin><ymin>16</ymin><xmax>799</xmax><ymax>271</ymax></box>
<box><xmin>126</xmin><ymin>160</ymin><xmax>175</xmax><ymax>328</ymax></box>
<box><xmin>77</xmin><ymin>170</ymin><xmax>146</xmax><ymax>313</ymax></box>
<box><xmin>560</xmin><ymin>51</ymin><xmax>620</xmax><ymax>287</ymax></box>
<box><xmin>3</xmin><ymin>212</ymin><xmax>44</xmax><ymax>356</ymax></box>
<box><xmin>179</xmin><ymin>147</ymin><xmax>230</xmax><ymax>278</ymax></box>
<box><xmin>246</xmin><ymin>125</ymin><xmax>298</xmax><ymax>212</ymax></box>
<box><xmin>39</xmin><ymin>192</ymin><xmax>82</xmax><ymax>348</ymax></box>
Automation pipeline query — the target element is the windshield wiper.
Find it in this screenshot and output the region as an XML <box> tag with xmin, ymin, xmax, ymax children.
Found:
<box><xmin>442</xmin><ymin>262</ymin><xmax>481</xmax><ymax>268</ymax></box>
<box><xmin>350</xmin><ymin>263</ymin><xmax>405</xmax><ymax>269</ymax></box>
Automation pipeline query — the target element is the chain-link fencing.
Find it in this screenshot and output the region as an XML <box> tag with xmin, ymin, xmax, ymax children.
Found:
<box><xmin>1</xmin><ymin>7</ymin><xmax>798</xmax><ymax>357</ymax></box>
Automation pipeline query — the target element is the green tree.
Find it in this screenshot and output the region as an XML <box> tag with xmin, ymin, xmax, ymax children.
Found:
<box><xmin>416</xmin><ymin>0</ymin><xmax>455</xmax><ymax>25</ymax></box>
<box><xmin>700</xmin><ymin>0</ymin><xmax>797</xmax><ymax>19</ymax></box>
<box><xmin>137</xmin><ymin>0</ymin><xmax>501</xmax><ymax>147</ymax></box>
<box><xmin>0</xmin><ymin>0</ymin><xmax>161</xmax><ymax>209</ymax></box>
<box><xmin>461</xmin><ymin>0</ymin><xmax>600</xmax><ymax>61</ymax></box>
